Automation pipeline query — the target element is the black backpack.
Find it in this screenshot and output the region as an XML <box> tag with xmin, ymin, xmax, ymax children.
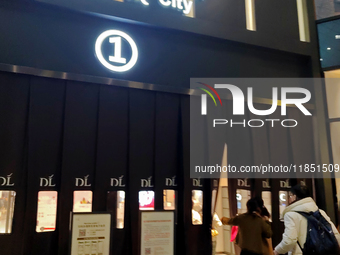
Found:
<box><xmin>295</xmin><ymin>210</ymin><xmax>340</xmax><ymax>255</ymax></box>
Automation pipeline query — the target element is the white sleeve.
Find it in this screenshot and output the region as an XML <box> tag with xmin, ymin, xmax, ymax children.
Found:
<box><xmin>320</xmin><ymin>210</ymin><xmax>340</xmax><ymax>247</ymax></box>
<box><xmin>275</xmin><ymin>212</ymin><xmax>298</xmax><ymax>254</ymax></box>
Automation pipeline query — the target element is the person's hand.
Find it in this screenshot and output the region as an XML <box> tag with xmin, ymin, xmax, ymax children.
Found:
<box><xmin>263</xmin><ymin>215</ymin><xmax>269</xmax><ymax>221</ymax></box>
<box><xmin>273</xmin><ymin>250</ymin><xmax>279</xmax><ymax>255</ymax></box>
<box><xmin>220</xmin><ymin>217</ymin><xmax>229</xmax><ymax>225</ymax></box>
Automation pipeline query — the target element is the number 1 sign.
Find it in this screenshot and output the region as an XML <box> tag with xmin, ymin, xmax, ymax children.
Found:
<box><xmin>95</xmin><ymin>30</ymin><xmax>138</xmax><ymax>72</ymax></box>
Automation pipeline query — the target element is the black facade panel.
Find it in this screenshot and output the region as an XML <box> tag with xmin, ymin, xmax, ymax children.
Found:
<box><xmin>93</xmin><ymin>85</ymin><xmax>129</xmax><ymax>255</ymax></box>
<box><xmin>23</xmin><ymin>77</ymin><xmax>65</xmax><ymax>255</ymax></box>
<box><xmin>58</xmin><ymin>81</ymin><xmax>99</xmax><ymax>255</ymax></box>
<box><xmin>0</xmin><ymin>72</ymin><xmax>30</xmax><ymax>255</ymax></box>
<box><xmin>128</xmin><ymin>89</ymin><xmax>156</xmax><ymax>255</ymax></box>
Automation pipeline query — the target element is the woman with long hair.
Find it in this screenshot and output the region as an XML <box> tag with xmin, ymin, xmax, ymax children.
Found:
<box><xmin>221</xmin><ymin>198</ymin><xmax>272</xmax><ymax>255</ymax></box>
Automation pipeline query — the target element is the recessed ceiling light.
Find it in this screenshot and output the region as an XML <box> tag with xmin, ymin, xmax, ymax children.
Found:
<box><xmin>336</xmin><ymin>35</ymin><xmax>340</xmax><ymax>39</ymax></box>
<box><xmin>320</xmin><ymin>58</ymin><xmax>323</xmax><ymax>61</ymax></box>
<box><xmin>327</xmin><ymin>47</ymin><xmax>331</xmax><ymax>50</ymax></box>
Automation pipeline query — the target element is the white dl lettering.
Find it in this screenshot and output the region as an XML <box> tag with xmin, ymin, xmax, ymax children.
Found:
<box><xmin>111</xmin><ymin>175</ymin><xmax>125</xmax><ymax>187</ymax></box>
<box><xmin>75</xmin><ymin>175</ymin><xmax>91</xmax><ymax>187</ymax></box>
<box><xmin>262</xmin><ymin>179</ymin><xmax>271</xmax><ymax>188</ymax></box>
<box><xmin>238</xmin><ymin>178</ymin><xmax>250</xmax><ymax>187</ymax></box>
<box><xmin>165</xmin><ymin>176</ymin><xmax>177</xmax><ymax>187</ymax></box>
<box><xmin>40</xmin><ymin>174</ymin><xmax>56</xmax><ymax>187</ymax></box>
<box><xmin>141</xmin><ymin>176</ymin><xmax>154</xmax><ymax>188</ymax></box>
<box><xmin>203</xmin><ymin>85</ymin><xmax>312</xmax><ymax>116</ymax></box>
<box><xmin>193</xmin><ymin>178</ymin><xmax>203</xmax><ymax>187</ymax></box>
<box><xmin>280</xmin><ymin>179</ymin><xmax>291</xmax><ymax>188</ymax></box>
<box><xmin>0</xmin><ymin>173</ymin><xmax>14</xmax><ymax>186</ymax></box>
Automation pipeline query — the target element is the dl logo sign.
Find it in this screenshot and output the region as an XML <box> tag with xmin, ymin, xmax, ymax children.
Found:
<box><xmin>75</xmin><ymin>175</ymin><xmax>91</xmax><ymax>187</ymax></box>
<box><xmin>95</xmin><ymin>30</ymin><xmax>138</xmax><ymax>72</ymax></box>
<box><xmin>0</xmin><ymin>173</ymin><xmax>14</xmax><ymax>186</ymax></box>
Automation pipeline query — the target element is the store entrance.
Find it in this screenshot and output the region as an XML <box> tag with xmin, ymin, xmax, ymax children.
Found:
<box><xmin>212</xmin><ymin>148</ymin><xmax>314</xmax><ymax>255</ymax></box>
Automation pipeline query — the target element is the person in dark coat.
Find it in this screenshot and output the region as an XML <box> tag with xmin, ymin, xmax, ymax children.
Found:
<box><xmin>221</xmin><ymin>198</ymin><xmax>272</xmax><ymax>255</ymax></box>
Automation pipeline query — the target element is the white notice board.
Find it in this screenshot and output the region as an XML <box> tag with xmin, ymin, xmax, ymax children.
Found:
<box><xmin>70</xmin><ymin>213</ymin><xmax>111</xmax><ymax>255</ymax></box>
<box><xmin>140</xmin><ymin>211</ymin><xmax>175</xmax><ymax>255</ymax></box>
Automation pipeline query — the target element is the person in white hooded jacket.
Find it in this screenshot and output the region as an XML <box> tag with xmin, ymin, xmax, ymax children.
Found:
<box><xmin>274</xmin><ymin>184</ymin><xmax>340</xmax><ymax>255</ymax></box>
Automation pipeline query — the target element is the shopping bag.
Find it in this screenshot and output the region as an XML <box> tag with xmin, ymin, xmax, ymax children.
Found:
<box><xmin>230</xmin><ymin>226</ymin><xmax>238</xmax><ymax>242</ymax></box>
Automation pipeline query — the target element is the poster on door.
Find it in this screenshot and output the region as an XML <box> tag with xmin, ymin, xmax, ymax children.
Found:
<box><xmin>140</xmin><ymin>211</ymin><xmax>174</xmax><ymax>255</ymax></box>
<box><xmin>36</xmin><ymin>191</ymin><xmax>58</xmax><ymax>232</ymax></box>
<box><xmin>70</xmin><ymin>213</ymin><xmax>111</xmax><ymax>255</ymax></box>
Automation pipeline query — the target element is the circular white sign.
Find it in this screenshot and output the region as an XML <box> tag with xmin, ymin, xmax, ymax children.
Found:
<box><xmin>95</xmin><ymin>30</ymin><xmax>138</xmax><ymax>72</ymax></box>
<box><xmin>280</xmin><ymin>193</ymin><xmax>286</xmax><ymax>202</ymax></box>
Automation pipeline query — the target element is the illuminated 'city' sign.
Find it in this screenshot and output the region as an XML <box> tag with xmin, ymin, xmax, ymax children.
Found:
<box><xmin>124</xmin><ymin>0</ymin><xmax>194</xmax><ymax>17</ymax></box>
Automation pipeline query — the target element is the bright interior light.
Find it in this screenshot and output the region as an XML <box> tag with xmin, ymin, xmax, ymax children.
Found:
<box><xmin>245</xmin><ymin>0</ymin><xmax>256</xmax><ymax>31</ymax></box>
<box><xmin>327</xmin><ymin>47</ymin><xmax>331</xmax><ymax>50</ymax></box>
<box><xmin>236</xmin><ymin>194</ymin><xmax>242</xmax><ymax>201</ymax></box>
<box><xmin>296</xmin><ymin>0</ymin><xmax>310</xmax><ymax>42</ymax></box>
<box><xmin>280</xmin><ymin>193</ymin><xmax>286</xmax><ymax>202</ymax></box>
<box><xmin>335</xmin><ymin>35</ymin><xmax>340</xmax><ymax>39</ymax></box>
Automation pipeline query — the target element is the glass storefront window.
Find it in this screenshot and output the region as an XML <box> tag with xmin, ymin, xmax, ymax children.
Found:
<box><xmin>325</xmin><ymin>75</ymin><xmax>340</xmax><ymax>119</ymax></box>
<box><xmin>163</xmin><ymin>190</ymin><xmax>176</xmax><ymax>210</ymax></box>
<box><xmin>139</xmin><ymin>191</ymin><xmax>154</xmax><ymax>210</ymax></box>
<box><xmin>318</xmin><ymin>22</ymin><xmax>340</xmax><ymax>68</ymax></box>
<box><xmin>36</xmin><ymin>191</ymin><xmax>58</xmax><ymax>232</ymax></box>
<box><xmin>279</xmin><ymin>191</ymin><xmax>288</xmax><ymax>221</ymax></box>
<box><xmin>0</xmin><ymin>190</ymin><xmax>16</xmax><ymax>234</ymax></box>
<box><xmin>330</xmin><ymin>122</ymin><xmax>340</xmax><ymax>168</ymax></box>
<box><xmin>262</xmin><ymin>191</ymin><xmax>272</xmax><ymax>218</ymax></box>
<box><xmin>107</xmin><ymin>191</ymin><xmax>125</xmax><ymax>228</ymax></box>
<box><xmin>73</xmin><ymin>191</ymin><xmax>93</xmax><ymax>212</ymax></box>
<box><xmin>211</xmin><ymin>189</ymin><xmax>217</xmax><ymax>214</ymax></box>
<box><xmin>236</xmin><ymin>189</ymin><xmax>251</xmax><ymax>214</ymax></box>
<box><xmin>192</xmin><ymin>190</ymin><xmax>203</xmax><ymax>225</ymax></box>
<box><xmin>117</xmin><ymin>191</ymin><xmax>125</xmax><ymax>229</ymax></box>
<box><xmin>315</xmin><ymin>0</ymin><xmax>340</xmax><ymax>20</ymax></box>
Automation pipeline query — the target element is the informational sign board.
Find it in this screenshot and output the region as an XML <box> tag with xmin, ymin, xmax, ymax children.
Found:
<box><xmin>70</xmin><ymin>213</ymin><xmax>111</xmax><ymax>255</ymax></box>
<box><xmin>140</xmin><ymin>211</ymin><xmax>174</xmax><ymax>255</ymax></box>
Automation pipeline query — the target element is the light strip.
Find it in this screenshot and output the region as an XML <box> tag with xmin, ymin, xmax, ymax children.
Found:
<box><xmin>296</xmin><ymin>0</ymin><xmax>310</xmax><ymax>42</ymax></box>
<box><xmin>245</xmin><ymin>0</ymin><xmax>256</xmax><ymax>31</ymax></box>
